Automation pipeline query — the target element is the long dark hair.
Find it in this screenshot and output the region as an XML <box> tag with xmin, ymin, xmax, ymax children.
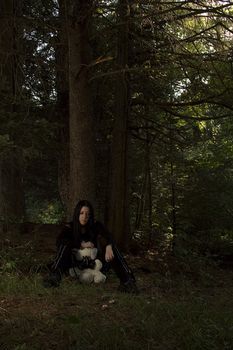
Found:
<box><xmin>72</xmin><ymin>200</ymin><xmax>95</xmax><ymax>246</ymax></box>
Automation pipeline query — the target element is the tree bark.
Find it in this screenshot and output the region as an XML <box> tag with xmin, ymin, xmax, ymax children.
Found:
<box><xmin>0</xmin><ymin>0</ymin><xmax>24</xmax><ymax>223</ymax></box>
<box><xmin>66</xmin><ymin>0</ymin><xmax>95</xmax><ymax>218</ymax></box>
<box><xmin>108</xmin><ymin>0</ymin><xmax>131</xmax><ymax>249</ymax></box>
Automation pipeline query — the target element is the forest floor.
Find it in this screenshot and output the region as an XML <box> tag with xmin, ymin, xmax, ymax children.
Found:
<box><xmin>0</xmin><ymin>228</ymin><xmax>233</xmax><ymax>350</ymax></box>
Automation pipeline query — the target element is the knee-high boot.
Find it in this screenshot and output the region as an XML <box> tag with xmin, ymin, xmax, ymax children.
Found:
<box><xmin>101</xmin><ymin>244</ymin><xmax>138</xmax><ymax>294</ymax></box>
<box><xmin>43</xmin><ymin>243</ymin><xmax>73</xmax><ymax>288</ymax></box>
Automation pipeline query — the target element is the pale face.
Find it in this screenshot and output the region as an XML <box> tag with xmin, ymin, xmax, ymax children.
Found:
<box><xmin>79</xmin><ymin>206</ymin><xmax>90</xmax><ymax>226</ymax></box>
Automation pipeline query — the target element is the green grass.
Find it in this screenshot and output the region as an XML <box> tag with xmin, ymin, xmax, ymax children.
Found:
<box><xmin>0</xmin><ymin>272</ymin><xmax>232</xmax><ymax>350</ymax></box>
<box><xmin>0</xmin><ymin>237</ymin><xmax>233</xmax><ymax>350</ymax></box>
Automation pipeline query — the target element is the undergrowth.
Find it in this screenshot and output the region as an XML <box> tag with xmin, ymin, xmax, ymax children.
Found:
<box><xmin>0</xmin><ymin>236</ymin><xmax>233</xmax><ymax>350</ymax></box>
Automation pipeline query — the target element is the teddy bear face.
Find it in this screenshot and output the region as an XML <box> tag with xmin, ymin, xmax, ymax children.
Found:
<box><xmin>74</xmin><ymin>247</ymin><xmax>98</xmax><ymax>261</ymax></box>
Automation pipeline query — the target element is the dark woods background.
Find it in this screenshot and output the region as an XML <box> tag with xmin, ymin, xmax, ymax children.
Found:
<box><xmin>1</xmin><ymin>0</ymin><xmax>233</xmax><ymax>260</ymax></box>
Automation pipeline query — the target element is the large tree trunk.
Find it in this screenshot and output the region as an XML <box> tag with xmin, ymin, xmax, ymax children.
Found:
<box><xmin>0</xmin><ymin>0</ymin><xmax>24</xmax><ymax>223</ymax></box>
<box><xmin>66</xmin><ymin>0</ymin><xmax>95</xmax><ymax>218</ymax></box>
<box><xmin>108</xmin><ymin>0</ymin><xmax>131</xmax><ymax>249</ymax></box>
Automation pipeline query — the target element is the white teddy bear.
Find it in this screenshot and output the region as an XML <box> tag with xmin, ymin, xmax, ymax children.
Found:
<box><xmin>69</xmin><ymin>247</ymin><xmax>106</xmax><ymax>284</ymax></box>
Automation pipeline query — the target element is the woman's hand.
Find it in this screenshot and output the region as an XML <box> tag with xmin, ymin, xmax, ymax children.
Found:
<box><xmin>81</xmin><ymin>241</ymin><xmax>94</xmax><ymax>249</ymax></box>
<box><xmin>105</xmin><ymin>244</ymin><xmax>114</xmax><ymax>262</ymax></box>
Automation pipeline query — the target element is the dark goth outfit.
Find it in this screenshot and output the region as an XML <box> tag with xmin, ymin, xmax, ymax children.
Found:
<box><xmin>45</xmin><ymin>220</ymin><xmax>137</xmax><ymax>293</ymax></box>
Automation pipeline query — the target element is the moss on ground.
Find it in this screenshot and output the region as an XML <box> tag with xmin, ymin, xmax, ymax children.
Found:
<box><xmin>0</xmin><ymin>232</ymin><xmax>233</xmax><ymax>350</ymax></box>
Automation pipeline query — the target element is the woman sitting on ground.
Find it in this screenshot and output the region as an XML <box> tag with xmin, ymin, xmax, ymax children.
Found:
<box><xmin>43</xmin><ymin>200</ymin><xmax>138</xmax><ymax>294</ymax></box>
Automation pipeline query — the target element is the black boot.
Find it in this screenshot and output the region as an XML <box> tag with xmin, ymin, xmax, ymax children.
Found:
<box><xmin>118</xmin><ymin>279</ymin><xmax>139</xmax><ymax>295</ymax></box>
<box><xmin>43</xmin><ymin>270</ymin><xmax>62</xmax><ymax>288</ymax></box>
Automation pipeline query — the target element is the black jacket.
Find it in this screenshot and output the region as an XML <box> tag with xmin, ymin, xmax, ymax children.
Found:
<box><xmin>56</xmin><ymin>221</ymin><xmax>113</xmax><ymax>249</ymax></box>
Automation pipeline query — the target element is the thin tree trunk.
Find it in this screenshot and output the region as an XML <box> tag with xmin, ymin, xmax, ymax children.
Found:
<box><xmin>169</xmin><ymin>125</ymin><xmax>176</xmax><ymax>247</ymax></box>
<box><xmin>57</xmin><ymin>0</ymin><xmax>70</xmax><ymax>218</ymax></box>
<box><xmin>146</xmin><ymin>128</ymin><xmax>153</xmax><ymax>244</ymax></box>
<box><xmin>170</xmin><ymin>160</ymin><xmax>176</xmax><ymax>238</ymax></box>
<box><xmin>134</xmin><ymin>163</ymin><xmax>147</xmax><ymax>231</ymax></box>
